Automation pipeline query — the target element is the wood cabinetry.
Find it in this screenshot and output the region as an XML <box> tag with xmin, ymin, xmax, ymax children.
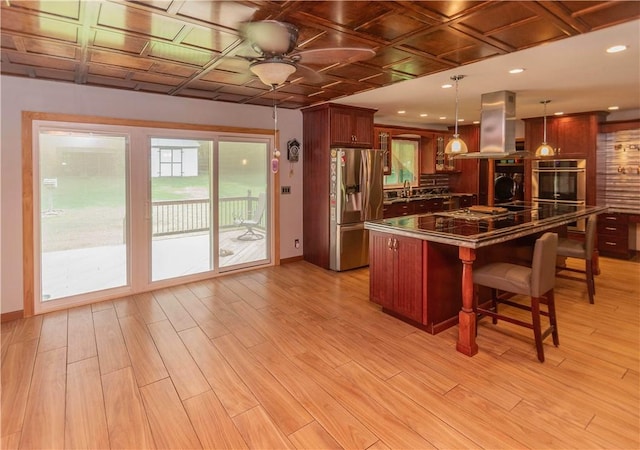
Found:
<box><xmin>302</xmin><ymin>103</ymin><xmax>377</xmax><ymax>269</ymax></box>
<box><xmin>523</xmin><ymin>112</ymin><xmax>607</xmax><ymax>206</ymax></box>
<box><xmin>369</xmin><ymin>231</ymin><xmax>462</xmax><ymax>333</ymax></box>
<box><xmin>383</xmin><ymin>197</ymin><xmax>447</xmax><ymax>219</ymax></box>
<box><xmin>370</xmin><ymin>233</ymin><xmax>423</xmax><ymax>322</ymax></box>
<box><xmin>597</xmin><ymin>212</ymin><xmax>631</xmax><ymax>258</ymax></box>
<box><xmin>448</xmin><ymin>124</ymin><xmax>481</xmax><ymax>196</ymax></box>
<box><xmin>329</xmin><ymin>106</ymin><xmax>375</xmax><ymax>147</ymax></box>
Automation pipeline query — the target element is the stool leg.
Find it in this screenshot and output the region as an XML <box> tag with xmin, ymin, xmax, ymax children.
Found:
<box><xmin>586</xmin><ymin>260</ymin><xmax>595</xmax><ymax>304</ymax></box>
<box><xmin>491</xmin><ymin>289</ymin><xmax>498</xmax><ymax>325</ymax></box>
<box><xmin>531</xmin><ymin>296</ymin><xmax>544</xmax><ymax>362</ymax></box>
<box><xmin>547</xmin><ymin>290</ymin><xmax>559</xmax><ymax>346</ymax></box>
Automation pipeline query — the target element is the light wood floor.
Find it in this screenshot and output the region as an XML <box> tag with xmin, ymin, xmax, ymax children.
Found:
<box><xmin>2</xmin><ymin>256</ymin><xmax>639</xmax><ymax>449</ymax></box>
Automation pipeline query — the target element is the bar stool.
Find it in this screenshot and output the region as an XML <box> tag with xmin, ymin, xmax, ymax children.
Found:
<box><xmin>556</xmin><ymin>214</ymin><xmax>597</xmax><ymax>304</ymax></box>
<box><xmin>473</xmin><ymin>232</ymin><xmax>559</xmax><ymax>362</ymax></box>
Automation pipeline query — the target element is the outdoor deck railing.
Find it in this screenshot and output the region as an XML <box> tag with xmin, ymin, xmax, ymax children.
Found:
<box><xmin>152</xmin><ymin>196</ymin><xmax>264</xmax><ymax>236</ymax></box>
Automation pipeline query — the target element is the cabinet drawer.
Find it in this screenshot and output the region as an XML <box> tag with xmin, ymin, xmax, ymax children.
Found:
<box><xmin>597</xmin><ymin>223</ymin><xmax>628</xmax><ymax>237</ymax></box>
<box><xmin>599</xmin><ymin>213</ymin><xmax>629</xmax><ymax>225</ymax></box>
<box><xmin>598</xmin><ymin>234</ymin><xmax>630</xmax><ymax>257</ymax></box>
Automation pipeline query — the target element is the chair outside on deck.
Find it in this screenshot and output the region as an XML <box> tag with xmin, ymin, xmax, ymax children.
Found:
<box><xmin>235</xmin><ymin>193</ymin><xmax>266</xmax><ymax>241</ymax></box>
<box><xmin>473</xmin><ymin>232</ymin><xmax>559</xmax><ymax>362</ymax></box>
<box><xmin>556</xmin><ymin>214</ymin><xmax>597</xmax><ymax>304</ymax></box>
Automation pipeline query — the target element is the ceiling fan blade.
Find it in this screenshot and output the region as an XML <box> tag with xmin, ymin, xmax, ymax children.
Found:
<box><xmin>294</xmin><ymin>47</ymin><xmax>376</xmax><ymax>65</ymax></box>
<box><xmin>292</xmin><ymin>64</ymin><xmax>324</xmax><ymax>83</ymax></box>
<box><xmin>241</xmin><ymin>20</ymin><xmax>298</xmax><ymax>55</ymax></box>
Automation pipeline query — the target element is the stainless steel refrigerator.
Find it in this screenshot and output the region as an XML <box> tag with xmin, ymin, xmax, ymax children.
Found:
<box><xmin>329</xmin><ymin>148</ymin><xmax>384</xmax><ymax>271</ymax></box>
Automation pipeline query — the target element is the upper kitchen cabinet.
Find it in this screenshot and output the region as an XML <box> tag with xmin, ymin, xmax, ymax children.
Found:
<box><xmin>448</xmin><ymin>124</ymin><xmax>481</xmax><ymax>194</ymax></box>
<box><xmin>314</xmin><ymin>103</ymin><xmax>376</xmax><ymax>148</ymax></box>
<box><xmin>524</xmin><ymin>112</ymin><xmax>607</xmax><ymax>158</ymax></box>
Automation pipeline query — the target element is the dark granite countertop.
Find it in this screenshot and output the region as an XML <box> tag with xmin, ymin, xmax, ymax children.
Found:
<box><xmin>366</xmin><ymin>201</ymin><xmax>608</xmax><ymax>249</ymax></box>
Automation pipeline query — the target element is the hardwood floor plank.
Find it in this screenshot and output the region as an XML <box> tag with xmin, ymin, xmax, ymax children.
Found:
<box><xmin>171</xmin><ymin>284</ymin><xmax>229</xmax><ymax>339</ymax></box>
<box><xmin>250</xmin><ymin>342</ymin><xmax>379</xmax><ymax>449</ymax></box>
<box><xmin>113</xmin><ymin>296</ymin><xmax>142</xmax><ymax>318</ymax></box>
<box><xmin>1</xmin><ymin>432</ymin><xmax>21</xmax><ymax>450</ymax></box>
<box><xmin>293</xmin><ymin>352</ymin><xmax>436</xmax><ymax>449</ymax></box>
<box><xmin>19</xmin><ymin>347</ymin><xmax>66</xmax><ymax>449</ymax></box>
<box><xmin>147</xmin><ymin>320</ymin><xmax>209</xmax><ymax>400</ymax></box>
<box><xmin>102</xmin><ymin>366</ymin><xmax>155</xmax><ymax>449</ymax></box>
<box><xmin>37</xmin><ymin>310</ymin><xmax>67</xmax><ymax>353</ymax></box>
<box><xmin>133</xmin><ymin>292</ymin><xmax>167</xmax><ymax>324</ymax></box>
<box><xmin>183</xmin><ymin>390</ymin><xmax>248</xmax><ymax>450</ymax></box>
<box><xmin>1</xmin><ymin>339</ymin><xmax>38</xmax><ymax>436</ymax></box>
<box><xmin>213</xmin><ymin>333</ymin><xmax>313</xmax><ymax>435</ymax></box>
<box><xmin>152</xmin><ymin>288</ymin><xmax>197</xmax><ymax>331</ymax></box>
<box><xmin>65</xmin><ymin>357</ymin><xmax>109</xmax><ymax>449</ymax></box>
<box><xmin>385</xmin><ymin>371</ymin><xmax>526</xmax><ymax>448</ymax></box>
<box><xmin>118</xmin><ymin>314</ymin><xmax>168</xmax><ymax>387</ymax></box>
<box><xmin>288</xmin><ymin>421</ymin><xmax>342</xmax><ymax>450</ymax></box>
<box><xmin>231</xmin><ymin>406</ymin><xmax>294</xmax><ymax>449</ymax></box>
<box><xmin>67</xmin><ymin>305</ymin><xmax>97</xmax><ymax>364</ymax></box>
<box><xmin>0</xmin><ymin>320</ymin><xmax>17</xmax><ymax>365</ymax></box>
<box><xmin>335</xmin><ymin>360</ymin><xmax>480</xmax><ymax>449</ymax></box>
<box><xmin>196</xmin><ymin>296</ymin><xmax>266</xmax><ymax>347</ymax></box>
<box><xmin>139</xmin><ymin>378</ymin><xmax>201</xmax><ymax>449</ymax></box>
<box><xmin>91</xmin><ymin>300</ymin><xmax>114</xmax><ymax>312</ymax></box>
<box><xmin>93</xmin><ymin>308</ymin><xmax>130</xmax><ymax>375</ymax></box>
<box><xmin>8</xmin><ymin>316</ymin><xmax>42</xmax><ymax>344</ymax></box>
<box><xmin>178</xmin><ymin>326</ymin><xmax>258</xmax><ymax>417</ymax></box>
<box><xmin>219</xmin><ymin>277</ymin><xmax>270</xmax><ymax>309</ymax></box>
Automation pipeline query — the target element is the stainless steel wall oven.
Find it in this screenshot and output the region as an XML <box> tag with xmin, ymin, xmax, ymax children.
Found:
<box><xmin>532</xmin><ymin>159</ymin><xmax>587</xmax><ymax>231</ymax></box>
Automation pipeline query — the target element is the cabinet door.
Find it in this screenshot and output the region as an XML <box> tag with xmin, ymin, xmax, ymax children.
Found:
<box><xmin>330</xmin><ymin>109</ymin><xmax>356</xmax><ymax>146</ymax></box>
<box><xmin>554</xmin><ymin>117</ymin><xmax>590</xmax><ymax>157</ymax></box>
<box><xmin>394</xmin><ymin>236</ymin><xmax>423</xmax><ymax>322</ymax></box>
<box><xmin>353</xmin><ymin>111</ymin><xmax>374</xmax><ymax>147</ymax></box>
<box><xmin>369</xmin><ymin>232</ymin><xmax>395</xmax><ymax>308</ymax></box>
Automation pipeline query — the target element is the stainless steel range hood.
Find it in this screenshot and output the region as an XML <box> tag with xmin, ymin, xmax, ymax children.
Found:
<box><xmin>453</xmin><ymin>90</ymin><xmax>533</xmax><ymax>159</ymax></box>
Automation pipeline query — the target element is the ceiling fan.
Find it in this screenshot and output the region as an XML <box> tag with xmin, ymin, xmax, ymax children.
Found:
<box><xmin>238</xmin><ymin>20</ymin><xmax>376</xmax><ymax>87</ymax></box>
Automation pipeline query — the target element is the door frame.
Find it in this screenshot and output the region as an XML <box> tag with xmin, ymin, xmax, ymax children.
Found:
<box><xmin>22</xmin><ymin>111</ymin><xmax>280</xmax><ymax>317</ymax></box>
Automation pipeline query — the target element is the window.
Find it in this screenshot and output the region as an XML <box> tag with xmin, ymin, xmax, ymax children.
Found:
<box><xmin>384</xmin><ymin>138</ymin><xmax>419</xmax><ymax>187</ymax></box>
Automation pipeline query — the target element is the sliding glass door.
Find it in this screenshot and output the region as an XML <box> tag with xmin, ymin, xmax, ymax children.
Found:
<box><xmin>150</xmin><ymin>138</ymin><xmax>213</xmax><ymax>281</ymax></box>
<box><xmin>30</xmin><ymin>119</ymin><xmax>274</xmax><ymax>313</ymax></box>
<box><xmin>38</xmin><ymin>130</ymin><xmax>129</xmax><ymax>301</ymax></box>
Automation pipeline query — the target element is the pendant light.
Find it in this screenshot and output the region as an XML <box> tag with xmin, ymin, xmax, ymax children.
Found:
<box><xmin>444</xmin><ymin>75</ymin><xmax>468</xmax><ymax>155</ymax></box>
<box><xmin>535</xmin><ymin>100</ymin><xmax>555</xmax><ymax>157</ymax></box>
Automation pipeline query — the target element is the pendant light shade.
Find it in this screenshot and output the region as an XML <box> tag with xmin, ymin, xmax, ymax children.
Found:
<box><xmin>444</xmin><ymin>75</ymin><xmax>468</xmax><ymax>155</ymax></box>
<box><xmin>535</xmin><ymin>100</ymin><xmax>555</xmax><ymax>157</ymax></box>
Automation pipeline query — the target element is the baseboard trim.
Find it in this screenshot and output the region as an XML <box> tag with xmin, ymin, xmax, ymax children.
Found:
<box><xmin>280</xmin><ymin>255</ymin><xmax>304</xmax><ymax>264</ymax></box>
<box><xmin>1</xmin><ymin>310</ymin><xmax>24</xmax><ymax>323</ymax></box>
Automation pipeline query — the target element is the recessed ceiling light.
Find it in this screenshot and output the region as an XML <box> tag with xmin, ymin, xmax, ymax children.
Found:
<box><xmin>441</xmin><ymin>83</ymin><xmax>453</xmax><ymax>89</ymax></box>
<box><xmin>607</xmin><ymin>45</ymin><xmax>627</xmax><ymax>53</ymax></box>
<box><xmin>420</xmin><ymin>113</ymin><xmax>428</xmax><ymax>117</ymax></box>
<box><xmin>397</xmin><ymin>110</ymin><xmax>406</xmax><ymax>114</ymax></box>
<box><xmin>458</xmin><ymin>118</ymin><xmax>464</xmax><ymax>122</ymax></box>
<box><xmin>439</xmin><ymin>116</ymin><xmax>447</xmax><ymax>120</ymax></box>
<box><xmin>473</xmin><ymin>121</ymin><xmax>480</xmax><ymax>124</ymax></box>
<box><xmin>608</xmin><ymin>106</ymin><xmax>620</xmax><ymax>110</ymax></box>
<box><xmin>509</xmin><ymin>68</ymin><xmax>525</xmax><ymax>74</ymax></box>
<box><xmin>554</xmin><ymin>112</ymin><xmax>564</xmax><ymax>116</ymax></box>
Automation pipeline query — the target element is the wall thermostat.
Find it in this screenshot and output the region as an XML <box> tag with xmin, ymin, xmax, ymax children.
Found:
<box><xmin>287</xmin><ymin>138</ymin><xmax>300</xmax><ymax>162</ymax></box>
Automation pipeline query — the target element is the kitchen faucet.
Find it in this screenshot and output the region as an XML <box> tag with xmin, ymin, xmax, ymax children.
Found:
<box><xmin>403</xmin><ymin>179</ymin><xmax>411</xmax><ymax>197</ymax></box>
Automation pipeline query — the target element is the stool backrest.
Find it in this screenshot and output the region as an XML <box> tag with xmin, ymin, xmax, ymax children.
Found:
<box><xmin>585</xmin><ymin>214</ymin><xmax>597</xmax><ymax>257</ymax></box>
<box><xmin>531</xmin><ymin>232</ymin><xmax>558</xmax><ymax>297</ymax></box>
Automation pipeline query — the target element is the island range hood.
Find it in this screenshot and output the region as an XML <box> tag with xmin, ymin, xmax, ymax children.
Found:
<box><xmin>453</xmin><ymin>90</ymin><xmax>533</xmax><ymax>159</ymax></box>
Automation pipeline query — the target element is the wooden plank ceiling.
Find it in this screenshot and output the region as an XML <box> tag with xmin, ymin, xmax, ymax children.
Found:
<box><xmin>2</xmin><ymin>0</ymin><xmax>639</xmax><ymax>109</ymax></box>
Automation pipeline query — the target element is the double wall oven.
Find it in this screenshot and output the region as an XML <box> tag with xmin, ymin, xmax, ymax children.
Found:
<box><xmin>532</xmin><ymin>159</ymin><xmax>587</xmax><ymax>231</ymax></box>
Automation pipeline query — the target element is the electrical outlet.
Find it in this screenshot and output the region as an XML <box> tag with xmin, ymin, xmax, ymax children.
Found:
<box><xmin>294</xmin><ymin>239</ymin><xmax>300</xmax><ymax>248</ymax></box>
<box><xmin>281</xmin><ymin>186</ymin><xmax>291</xmax><ymax>194</ymax></box>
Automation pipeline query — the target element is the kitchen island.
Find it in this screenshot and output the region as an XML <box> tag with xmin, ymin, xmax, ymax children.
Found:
<box><xmin>364</xmin><ymin>201</ymin><xmax>607</xmax><ymax>357</ymax></box>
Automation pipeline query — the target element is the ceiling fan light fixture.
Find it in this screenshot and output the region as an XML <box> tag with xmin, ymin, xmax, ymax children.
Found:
<box><xmin>250</xmin><ymin>61</ymin><xmax>296</xmax><ymax>86</ymax></box>
<box><xmin>444</xmin><ymin>75</ymin><xmax>468</xmax><ymax>155</ymax></box>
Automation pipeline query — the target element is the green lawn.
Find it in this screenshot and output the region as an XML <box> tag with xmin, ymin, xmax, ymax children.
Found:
<box><xmin>44</xmin><ymin>174</ymin><xmax>266</xmax><ymax>210</ymax></box>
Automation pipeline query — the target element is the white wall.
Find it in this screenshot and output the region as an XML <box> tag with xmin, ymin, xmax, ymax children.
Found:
<box><xmin>0</xmin><ymin>76</ymin><xmax>304</xmax><ymax>314</ymax></box>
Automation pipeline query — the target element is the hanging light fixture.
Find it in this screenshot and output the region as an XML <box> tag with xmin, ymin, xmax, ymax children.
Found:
<box><xmin>444</xmin><ymin>75</ymin><xmax>468</xmax><ymax>155</ymax></box>
<box><xmin>250</xmin><ymin>60</ymin><xmax>296</xmax><ymax>87</ymax></box>
<box><xmin>535</xmin><ymin>100</ymin><xmax>555</xmax><ymax>157</ymax></box>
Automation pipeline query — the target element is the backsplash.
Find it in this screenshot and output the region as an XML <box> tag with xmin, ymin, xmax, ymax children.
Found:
<box><xmin>419</xmin><ymin>173</ymin><xmax>450</xmax><ymax>188</ymax></box>
<box><xmin>597</xmin><ymin>128</ymin><xmax>640</xmax><ymax>212</ymax></box>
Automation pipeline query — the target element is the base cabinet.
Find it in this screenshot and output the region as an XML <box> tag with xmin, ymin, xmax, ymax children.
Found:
<box><xmin>598</xmin><ymin>213</ymin><xmax>631</xmax><ymax>258</ymax></box>
<box><xmin>369</xmin><ymin>231</ymin><xmax>462</xmax><ymax>333</ymax></box>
